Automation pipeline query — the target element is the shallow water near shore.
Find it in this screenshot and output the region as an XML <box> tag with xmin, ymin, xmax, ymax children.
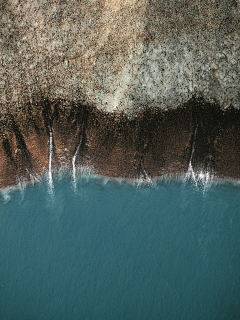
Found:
<box><xmin>0</xmin><ymin>174</ymin><xmax>240</xmax><ymax>320</ymax></box>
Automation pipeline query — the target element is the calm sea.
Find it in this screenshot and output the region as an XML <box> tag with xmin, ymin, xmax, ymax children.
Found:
<box><xmin>0</xmin><ymin>173</ymin><xmax>240</xmax><ymax>320</ymax></box>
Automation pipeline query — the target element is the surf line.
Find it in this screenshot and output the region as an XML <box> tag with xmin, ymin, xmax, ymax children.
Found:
<box><xmin>48</xmin><ymin>125</ymin><xmax>54</xmax><ymax>195</ymax></box>
<box><xmin>72</xmin><ymin>121</ymin><xmax>84</xmax><ymax>190</ymax></box>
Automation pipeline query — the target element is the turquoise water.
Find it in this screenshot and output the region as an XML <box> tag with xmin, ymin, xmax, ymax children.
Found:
<box><xmin>0</xmin><ymin>175</ymin><xmax>240</xmax><ymax>320</ymax></box>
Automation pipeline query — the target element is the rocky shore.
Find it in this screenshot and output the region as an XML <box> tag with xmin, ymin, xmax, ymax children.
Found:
<box><xmin>0</xmin><ymin>0</ymin><xmax>240</xmax><ymax>188</ymax></box>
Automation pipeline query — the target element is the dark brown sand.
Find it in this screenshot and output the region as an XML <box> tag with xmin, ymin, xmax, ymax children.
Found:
<box><xmin>1</xmin><ymin>97</ymin><xmax>240</xmax><ymax>189</ymax></box>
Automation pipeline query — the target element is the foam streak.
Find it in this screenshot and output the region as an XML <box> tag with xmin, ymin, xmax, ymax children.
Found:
<box><xmin>72</xmin><ymin>122</ymin><xmax>84</xmax><ymax>190</ymax></box>
<box><xmin>48</xmin><ymin>125</ymin><xmax>54</xmax><ymax>195</ymax></box>
<box><xmin>186</xmin><ymin>124</ymin><xmax>198</xmax><ymax>180</ymax></box>
<box><xmin>141</xmin><ymin>156</ymin><xmax>152</xmax><ymax>184</ymax></box>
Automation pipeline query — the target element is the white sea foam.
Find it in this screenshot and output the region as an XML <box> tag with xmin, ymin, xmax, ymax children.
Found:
<box><xmin>79</xmin><ymin>164</ymin><xmax>94</xmax><ymax>176</ymax></box>
<box><xmin>132</xmin><ymin>174</ymin><xmax>153</xmax><ymax>188</ymax></box>
<box><xmin>1</xmin><ymin>162</ymin><xmax>240</xmax><ymax>203</ymax></box>
<box><xmin>72</xmin><ymin>122</ymin><xmax>84</xmax><ymax>192</ymax></box>
<box><xmin>183</xmin><ymin>122</ymin><xmax>216</xmax><ymax>192</ymax></box>
<box><xmin>0</xmin><ymin>177</ymin><xmax>28</xmax><ymax>204</ymax></box>
<box><xmin>0</xmin><ymin>168</ymin><xmax>43</xmax><ymax>203</ymax></box>
<box><xmin>186</xmin><ymin>124</ymin><xmax>198</xmax><ymax>180</ymax></box>
<box><xmin>0</xmin><ymin>188</ymin><xmax>13</xmax><ymax>204</ymax></box>
<box><xmin>48</xmin><ymin>126</ymin><xmax>54</xmax><ymax>197</ymax></box>
<box><xmin>26</xmin><ymin>168</ymin><xmax>40</xmax><ymax>184</ymax></box>
<box><xmin>140</xmin><ymin>158</ymin><xmax>153</xmax><ymax>186</ymax></box>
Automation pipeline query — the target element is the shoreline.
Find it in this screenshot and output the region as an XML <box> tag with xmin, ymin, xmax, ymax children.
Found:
<box><xmin>1</xmin><ymin>1</ymin><xmax>239</xmax><ymax>190</ymax></box>
<box><xmin>1</xmin><ymin>166</ymin><xmax>240</xmax><ymax>204</ymax></box>
<box><xmin>1</xmin><ymin>97</ymin><xmax>240</xmax><ymax>190</ymax></box>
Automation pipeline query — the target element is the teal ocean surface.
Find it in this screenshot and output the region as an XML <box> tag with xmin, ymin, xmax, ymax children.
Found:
<box><xmin>0</xmin><ymin>173</ymin><xmax>240</xmax><ymax>320</ymax></box>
